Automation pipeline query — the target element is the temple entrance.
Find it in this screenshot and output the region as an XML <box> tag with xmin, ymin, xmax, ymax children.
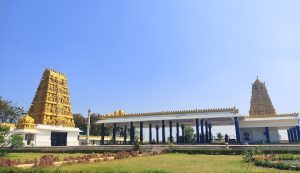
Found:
<box><xmin>51</xmin><ymin>132</ymin><xmax>67</xmax><ymax>146</ymax></box>
<box><xmin>25</xmin><ymin>134</ymin><xmax>34</xmax><ymax>146</ymax></box>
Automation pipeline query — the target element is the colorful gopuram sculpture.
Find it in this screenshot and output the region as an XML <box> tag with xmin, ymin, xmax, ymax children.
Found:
<box><xmin>28</xmin><ymin>68</ymin><xmax>75</xmax><ymax>127</ymax></box>
<box><xmin>249</xmin><ymin>77</ymin><xmax>277</xmax><ymax>117</ymax></box>
<box><xmin>16</xmin><ymin>115</ymin><xmax>35</xmax><ymax>129</ymax></box>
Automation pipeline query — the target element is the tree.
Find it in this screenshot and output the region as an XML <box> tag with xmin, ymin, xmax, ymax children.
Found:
<box><xmin>184</xmin><ymin>126</ymin><xmax>195</xmax><ymax>143</ymax></box>
<box><xmin>0</xmin><ymin>97</ymin><xmax>24</xmax><ymax>123</ymax></box>
<box><xmin>73</xmin><ymin>113</ymin><xmax>87</xmax><ymax>135</ymax></box>
<box><xmin>90</xmin><ymin>113</ymin><xmax>102</xmax><ymax>136</ymax></box>
<box><xmin>0</xmin><ymin>126</ymin><xmax>23</xmax><ymax>157</ymax></box>
<box><xmin>73</xmin><ymin>113</ymin><xmax>112</xmax><ymax>136</ymax></box>
<box><xmin>216</xmin><ymin>132</ymin><xmax>224</xmax><ymax>141</ymax></box>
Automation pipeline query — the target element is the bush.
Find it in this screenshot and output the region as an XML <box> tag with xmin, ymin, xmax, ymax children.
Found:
<box><xmin>0</xmin><ymin>126</ymin><xmax>24</xmax><ymax>157</ymax></box>
<box><xmin>38</xmin><ymin>154</ymin><xmax>59</xmax><ymax>168</ymax></box>
<box><xmin>172</xmin><ymin>149</ymin><xmax>244</xmax><ymax>155</ymax></box>
<box><xmin>251</xmin><ymin>153</ymin><xmax>300</xmax><ymax>171</ymax></box>
<box><xmin>0</xmin><ymin>158</ymin><xmax>18</xmax><ymax>167</ymax></box>
<box><xmin>133</xmin><ymin>136</ymin><xmax>140</xmax><ymax>151</ymax></box>
<box><xmin>276</xmin><ymin>153</ymin><xmax>299</xmax><ymax>160</ymax></box>
<box><xmin>130</xmin><ymin>151</ymin><xmax>140</xmax><ymax>157</ymax></box>
<box><xmin>0</xmin><ymin>167</ymin><xmax>54</xmax><ymax>173</ymax></box>
<box><xmin>243</xmin><ymin>146</ymin><xmax>265</xmax><ymax>162</ymax></box>
<box><xmin>115</xmin><ymin>151</ymin><xmax>130</xmax><ymax>159</ymax></box>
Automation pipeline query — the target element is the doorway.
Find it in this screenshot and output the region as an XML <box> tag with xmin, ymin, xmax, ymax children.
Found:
<box><xmin>51</xmin><ymin>132</ymin><xmax>67</xmax><ymax>146</ymax></box>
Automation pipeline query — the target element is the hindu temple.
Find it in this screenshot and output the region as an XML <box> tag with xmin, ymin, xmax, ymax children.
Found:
<box><xmin>10</xmin><ymin>69</ymin><xmax>81</xmax><ymax>146</ymax></box>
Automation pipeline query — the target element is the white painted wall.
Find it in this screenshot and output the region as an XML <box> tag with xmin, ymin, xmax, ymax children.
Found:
<box><xmin>67</xmin><ymin>131</ymin><xmax>80</xmax><ymax>146</ymax></box>
<box><xmin>35</xmin><ymin>129</ymin><xmax>52</xmax><ymax>146</ymax></box>
<box><xmin>12</xmin><ymin>125</ymin><xmax>81</xmax><ymax>147</ymax></box>
<box><xmin>240</xmin><ymin>127</ymin><xmax>281</xmax><ymax>144</ymax></box>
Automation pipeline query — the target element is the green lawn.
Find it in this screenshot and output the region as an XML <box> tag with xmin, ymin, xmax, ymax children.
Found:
<box><xmin>56</xmin><ymin>153</ymin><xmax>295</xmax><ymax>173</ymax></box>
<box><xmin>4</xmin><ymin>153</ymin><xmax>296</xmax><ymax>173</ymax></box>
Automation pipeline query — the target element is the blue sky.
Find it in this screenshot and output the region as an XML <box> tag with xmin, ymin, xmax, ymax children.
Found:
<box><xmin>1</xmin><ymin>0</ymin><xmax>299</xmax><ymax>117</ymax></box>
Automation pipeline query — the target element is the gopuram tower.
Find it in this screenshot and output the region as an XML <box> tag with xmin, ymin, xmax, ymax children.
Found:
<box><xmin>28</xmin><ymin>68</ymin><xmax>75</xmax><ymax>127</ymax></box>
<box><xmin>249</xmin><ymin>77</ymin><xmax>276</xmax><ymax>117</ymax></box>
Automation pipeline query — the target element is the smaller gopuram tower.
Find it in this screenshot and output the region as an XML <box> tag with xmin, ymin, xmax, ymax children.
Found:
<box><xmin>249</xmin><ymin>77</ymin><xmax>276</xmax><ymax>117</ymax></box>
<box><xmin>28</xmin><ymin>68</ymin><xmax>75</xmax><ymax>127</ymax></box>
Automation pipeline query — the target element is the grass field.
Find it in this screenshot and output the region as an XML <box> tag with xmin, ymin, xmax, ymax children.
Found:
<box><xmin>4</xmin><ymin>153</ymin><xmax>296</xmax><ymax>173</ymax></box>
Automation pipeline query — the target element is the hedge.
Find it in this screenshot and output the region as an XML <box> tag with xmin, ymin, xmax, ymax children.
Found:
<box><xmin>171</xmin><ymin>149</ymin><xmax>300</xmax><ymax>155</ymax></box>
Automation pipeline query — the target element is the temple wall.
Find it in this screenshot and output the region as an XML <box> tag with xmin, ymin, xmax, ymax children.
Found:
<box><xmin>35</xmin><ymin>130</ymin><xmax>52</xmax><ymax>146</ymax></box>
<box><xmin>240</xmin><ymin>127</ymin><xmax>280</xmax><ymax>144</ymax></box>
<box><xmin>67</xmin><ymin>131</ymin><xmax>80</xmax><ymax>146</ymax></box>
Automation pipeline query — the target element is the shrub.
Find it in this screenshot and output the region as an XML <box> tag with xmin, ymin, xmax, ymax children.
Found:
<box><xmin>0</xmin><ymin>158</ymin><xmax>18</xmax><ymax>167</ymax></box>
<box><xmin>0</xmin><ymin>126</ymin><xmax>24</xmax><ymax>157</ymax></box>
<box><xmin>133</xmin><ymin>136</ymin><xmax>140</xmax><ymax>151</ymax></box>
<box><xmin>115</xmin><ymin>151</ymin><xmax>130</xmax><ymax>159</ymax></box>
<box><xmin>277</xmin><ymin>153</ymin><xmax>298</xmax><ymax>160</ymax></box>
<box><xmin>130</xmin><ymin>151</ymin><xmax>140</xmax><ymax>157</ymax></box>
<box><xmin>252</xmin><ymin>153</ymin><xmax>300</xmax><ymax>171</ymax></box>
<box><xmin>38</xmin><ymin>154</ymin><xmax>59</xmax><ymax>168</ymax></box>
<box><xmin>273</xmin><ymin>161</ymin><xmax>291</xmax><ymax>170</ymax></box>
<box><xmin>243</xmin><ymin>146</ymin><xmax>265</xmax><ymax>162</ymax></box>
<box><xmin>103</xmin><ymin>152</ymin><xmax>116</xmax><ymax>157</ymax></box>
<box><xmin>63</xmin><ymin>154</ymin><xmax>100</xmax><ymax>164</ymax></box>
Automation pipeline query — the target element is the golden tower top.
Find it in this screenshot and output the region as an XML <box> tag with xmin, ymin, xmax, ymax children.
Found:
<box><xmin>17</xmin><ymin>115</ymin><xmax>35</xmax><ymax>129</ymax></box>
<box><xmin>28</xmin><ymin>68</ymin><xmax>75</xmax><ymax>127</ymax></box>
<box><xmin>249</xmin><ymin>78</ymin><xmax>276</xmax><ymax>117</ymax></box>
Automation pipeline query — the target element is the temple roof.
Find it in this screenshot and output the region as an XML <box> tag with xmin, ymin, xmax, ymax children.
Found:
<box><xmin>246</xmin><ymin>112</ymin><xmax>299</xmax><ymax>118</ymax></box>
<box><xmin>277</xmin><ymin>113</ymin><xmax>299</xmax><ymax>117</ymax></box>
<box><xmin>0</xmin><ymin>122</ymin><xmax>16</xmax><ymax>128</ymax></box>
<box><xmin>99</xmin><ymin>107</ymin><xmax>239</xmax><ymax>119</ymax></box>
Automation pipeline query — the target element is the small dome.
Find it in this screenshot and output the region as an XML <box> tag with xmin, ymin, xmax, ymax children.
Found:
<box><xmin>17</xmin><ymin>114</ymin><xmax>35</xmax><ymax>129</ymax></box>
<box><xmin>254</xmin><ymin>77</ymin><xmax>264</xmax><ymax>84</ymax></box>
<box><xmin>114</xmin><ymin>110</ymin><xmax>126</xmax><ymax>116</ymax></box>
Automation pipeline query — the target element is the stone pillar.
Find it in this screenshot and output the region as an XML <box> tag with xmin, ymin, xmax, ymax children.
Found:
<box><xmin>287</xmin><ymin>129</ymin><xmax>291</xmax><ymax>143</ymax></box>
<box><xmin>290</xmin><ymin>128</ymin><xmax>295</xmax><ymax>143</ymax></box>
<box><xmin>200</xmin><ymin>119</ymin><xmax>204</xmax><ymax>143</ymax></box>
<box><xmin>86</xmin><ymin>109</ymin><xmax>91</xmax><ymax>145</ymax></box>
<box><xmin>130</xmin><ymin>122</ymin><xmax>134</xmax><ymax>144</ymax></box>
<box><xmin>149</xmin><ymin>124</ymin><xmax>152</xmax><ymax>144</ymax></box>
<box><xmin>140</xmin><ymin>122</ymin><xmax>143</xmax><ymax>143</ymax></box>
<box><xmin>169</xmin><ymin>121</ymin><xmax>173</xmax><ymax>143</ymax></box>
<box><xmin>205</xmin><ymin>121</ymin><xmax>208</xmax><ymax>143</ymax></box>
<box><xmin>292</xmin><ymin>127</ymin><xmax>298</xmax><ymax>142</ymax></box>
<box><xmin>181</xmin><ymin>124</ymin><xmax>185</xmax><ymax>143</ymax></box>
<box><xmin>234</xmin><ymin>117</ymin><xmax>241</xmax><ymax>143</ymax></box>
<box><xmin>113</xmin><ymin>123</ymin><xmax>117</xmax><ymax>144</ymax></box>
<box><xmin>101</xmin><ymin>123</ymin><xmax>105</xmax><ymax>145</ymax></box>
<box><xmin>162</xmin><ymin>120</ymin><xmax>166</xmax><ymax>144</ymax></box>
<box><xmin>294</xmin><ymin>127</ymin><xmax>299</xmax><ymax>142</ymax></box>
<box><xmin>176</xmin><ymin>123</ymin><xmax>179</xmax><ymax>144</ymax></box>
<box><xmin>124</xmin><ymin>124</ymin><xmax>127</xmax><ymax>144</ymax></box>
<box><xmin>297</xmin><ymin>126</ymin><xmax>300</xmax><ymax>143</ymax></box>
<box><xmin>156</xmin><ymin>125</ymin><xmax>159</xmax><ymax>144</ymax></box>
<box><xmin>265</xmin><ymin>127</ymin><xmax>270</xmax><ymax>144</ymax></box>
<box><xmin>196</xmin><ymin>119</ymin><xmax>200</xmax><ymax>144</ymax></box>
<box><xmin>208</xmin><ymin>123</ymin><xmax>212</xmax><ymax>143</ymax></box>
